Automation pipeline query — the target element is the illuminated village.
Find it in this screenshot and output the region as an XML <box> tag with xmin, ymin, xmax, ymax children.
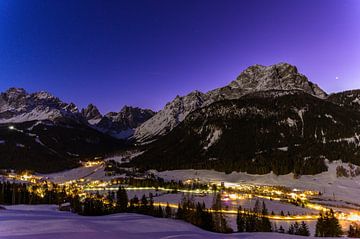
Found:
<box><xmin>2</xmin><ymin>159</ymin><xmax>360</xmax><ymax>226</ymax></box>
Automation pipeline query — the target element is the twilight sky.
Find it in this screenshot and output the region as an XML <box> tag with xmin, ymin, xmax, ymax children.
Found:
<box><xmin>0</xmin><ymin>0</ymin><xmax>359</xmax><ymax>113</ymax></box>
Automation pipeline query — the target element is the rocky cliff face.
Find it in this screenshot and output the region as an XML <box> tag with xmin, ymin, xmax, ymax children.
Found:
<box><xmin>81</xmin><ymin>104</ymin><xmax>102</xmax><ymax>124</ymax></box>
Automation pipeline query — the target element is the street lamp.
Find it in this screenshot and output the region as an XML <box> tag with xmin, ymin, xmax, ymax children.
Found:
<box><xmin>8</xmin><ymin>126</ymin><xmax>15</xmax><ymax>130</ymax></box>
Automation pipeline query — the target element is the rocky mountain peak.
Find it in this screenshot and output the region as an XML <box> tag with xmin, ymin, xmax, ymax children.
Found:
<box><xmin>5</xmin><ymin>87</ymin><xmax>27</xmax><ymax>94</ymax></box>
<box><xmin>93</xmin><ymin>105</ymin><xmax>155</xmax><ymax>139</ymax></box>
<box><xmin>119</xmin><ymin>105</ymin><xmax>145</xmax><ymax>116</ymax></box>
<box><xmin>32</xmin><ymin>91</ymin><xmax>57</xmax><ymax>100</ymax></box>
<box><xmin>63</xmin><ymin>102</ymin><xmax>78</xmax><ymax>113</ymax></box>
<box><xmin>81</xmin><ymin>104</ymin><xmax>102</xmax><ymax>123</ymax></box>
<box><xmin>3</xmin><ymin>87</ymin><xmax>27</xmax><ymax>100</ymax></box>
<box><xmin>229</xmin><ymin>63</ymin><xmax>327</xmax><ymax>98</ymax></box>
<box><xmin>134</xmin><ymin>63</ymin><xmax>328</xmax><ymax>142</ymax></box>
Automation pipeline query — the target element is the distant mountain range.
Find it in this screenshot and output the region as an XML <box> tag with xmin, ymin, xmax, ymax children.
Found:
<box><xmin>2</xmin><ymin>62</ymin><xmax>360</xmax><ymax>174</ymax></box>
<box><xmin>0</xmin><ymin>88</ymin><xmax>155</xmax><ymax>139</ymax></box>
<box><xmin>0</xmin><ymin>88</ymin><xmax>153</xmax><ymax>172</ymax></box>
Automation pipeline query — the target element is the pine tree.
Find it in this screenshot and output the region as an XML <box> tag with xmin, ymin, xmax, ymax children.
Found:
<box><xmin>130</xmin><ymin>195</ymin><xmax>139</xmax><ymax>211</ymax></box>
<box><xmin>212</xmin><ymin>193</ymin><xmax>230</xmax><ymax>233</ymax></box>
<box><xmin>156</xmin><ymin>205</ymin><xmax>163</xmax><ymax>217</ymax></box>
<box><xmin>261</xmin><ymin>201</ymin><xmax>268</xmax><ymax>215</ymax></box>
<box><xmin>253</xmin><ymin>199</ymin><xmax>261</xmax><ymax>214</ymax></box>
<box><xmin>236</xmin><ymin>206</ymin><xmax>245</xmax><ymax>232</ymax></box>
<box><xmin>116</xmin><ymin>186</ymin><xmax>128</xmax><ymax>212</ymax></box>
<box><xmin>315</xmin><ymin>209</ymin><xmax>342</xmax><ymax>237</ymax></box>
<box><xmin>148</xmin><ymin>193</ymin><xmax>154</xmax><ymax>215</ymax></box>
<box><xmin>165</xmin><ymin>202</ymin><xmax>172</xmax><ymax>218</ymax></box>
<box><xmin>140</xmin><ymin>194</ymin><xmax>148</xmax><ymax>213</ymax></box>
<box><xmin>293</xmin><ymin>222</ymin><xmax>300</xmax><ymax>234</ymax></box>
<box><xmin>176</xmin><ymin>203</ymin><xmax>183</xmax><ymax>219</ymax></box>
<box><xmin>245</xmin><ymin>213</ymin><xmax>257</xmax><ymax>232</ymax></box>
<box><xmin>298</xmin><ymin>221</ymin><xmax>310</xmax><ymax>236</ymax></box>
<box><xmin>71</xmin><ymin>195</ymin><xmax>82</xmax><ymax>214</ymax></box>
<box><xmin>288</xmin><ymin>224</ymin><xmax>295</xmax><ymax>234</ymax></box>
<box><xmin>259</xmin><ymin>216</ymin><xmax>272</xmax><ymax>232</ymax></box>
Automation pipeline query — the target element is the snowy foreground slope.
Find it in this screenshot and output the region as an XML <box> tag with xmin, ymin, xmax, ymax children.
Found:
<box><xmin>0</xmin><ymin>205</ymin><xmax>323</xmax><ymax>239</ymax></box>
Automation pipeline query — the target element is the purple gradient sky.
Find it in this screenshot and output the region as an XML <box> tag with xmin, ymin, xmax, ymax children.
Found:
<box><xmin>0</xmin><ymin>0</ymin><xmax>359</xmax><ymax>113</ymax></box>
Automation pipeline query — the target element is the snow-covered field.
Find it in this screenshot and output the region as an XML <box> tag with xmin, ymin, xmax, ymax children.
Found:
<box><xmin>154</xmin><ymin>161</ymin><xmax>360</xmax><ymax>205</ymax></box>
<box><xmin>42</xmin><ymin>164</ymin><xmax>110</xmax><ymax>183</ymax></box>
<box><xmin>0</xmin><ymin>205</ymin><xmax>328</xmax><ymax>239</ymax></box>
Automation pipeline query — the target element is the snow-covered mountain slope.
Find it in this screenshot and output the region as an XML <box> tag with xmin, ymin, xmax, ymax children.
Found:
<box><xmin>94</xmin><ymin>106</ymin><xmax>155</xmax><ymax>139</ymax></box>
<box><xmin>132</xmin><ymin>90</ymin><xmax>360</xmax><ymax>175</ymax></box>
<box><xmin>134</xmin><ymin>63</ymin><xmax>327</xmax><ymax>142</ymax></box>
<box><xmin>0</xmin><ymin>88</ymin><xmax>82</xmax><ymax>124</ymax></box>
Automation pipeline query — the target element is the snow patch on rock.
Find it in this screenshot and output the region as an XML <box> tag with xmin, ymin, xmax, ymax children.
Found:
<box><xmin>204</xmin><ymin>128</ymin><xmax>222</xmax><ymax>150</ymax></box>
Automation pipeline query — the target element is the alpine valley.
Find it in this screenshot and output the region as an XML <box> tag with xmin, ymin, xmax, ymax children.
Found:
<box><xmin>1</xmin><ymin>63</ymin><xmax>360</xmax><ymax>176</ymax></box>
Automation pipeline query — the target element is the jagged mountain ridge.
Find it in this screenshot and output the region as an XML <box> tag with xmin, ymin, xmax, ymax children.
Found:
<box><xmin>94</xmin><ymin>106</ymin><xmax>155</xmax><ymax>139</ymax></box>
<box><xmin>131</xmin><ymin>90</ymin><xmax>360</xmax><ymax>175</ymax></box>
<box><xmin>134</xmin><ymin>63</ymin><xmax>327</xmax><ymax>142</ymax></box>
<box><xmin>81</xmin><ymin>104</ymin><xmax>102</xmax><ymax>124</ymax></box>
<box><xmin>0</xmin><ymin>88</ymin><xmax>82</xmax><ymax>124</ymax></box>
<box><xmin>0</xmin><ymin>88</ymin><xmax>155</xmax><ymax>139</ymax></box>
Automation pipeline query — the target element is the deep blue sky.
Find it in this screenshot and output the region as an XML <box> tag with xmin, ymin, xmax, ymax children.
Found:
<box><xmin>0</xmin><ymin>0</ymin><xmax>359</xmax><ymax>113</ymax></box>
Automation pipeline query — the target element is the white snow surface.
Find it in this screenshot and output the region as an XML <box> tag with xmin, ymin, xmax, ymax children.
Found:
<box><xmin>42</xmin><ymin>164</ymin><xmax>108</xmax><ymax>183</ymax></box>
<box><xmin>353</xmin><ymin>98</ymin><xmax>360</xmax><ymax>105</ymax></box>
<box><xmin>0</xmin><ymin>205</ymin><xmax>326</xmax><ymax>239</ymax></box>
<box><xmin>204</xmin><ymin>128</ymin><xmax>222</xmax><ymax>150</ymax></box>
<box><xmin>285</xmin><ymin>118</ymin><xmax>296</xmax><ymax>127</ymax></box>
<box><xmin>277</xmin><ymin>147</ymin><xmax>288</xmax><ymax>152</ymax></box>
<box><xmin>154</xmin><ymin>161</ymin><xmax>360</xmax><ymax>205</ymax></box>
<box><xmin>0</xmin><ymin>107</ymin><xmax>62</xmax><ymax>123</ymax></box>
<box><xmin>88</xmin><ymin>118</ymin><xmax>101</xmax><ymax>125</ymax></box>
<box><xmin>0</xmin><ymin>88</ymin><xmax>80</xmax><ymax>124</ymax></box>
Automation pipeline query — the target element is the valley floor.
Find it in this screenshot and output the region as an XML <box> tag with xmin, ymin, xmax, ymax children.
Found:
<box><xmin>153</xmin><ymin>160</ymin><xmax>360</xmax><ymax>206</ymax></box>
<box><xmin>0</xmin><ymin>205</ymin><xmax>329</xmax><ymax>239</ymax></box>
